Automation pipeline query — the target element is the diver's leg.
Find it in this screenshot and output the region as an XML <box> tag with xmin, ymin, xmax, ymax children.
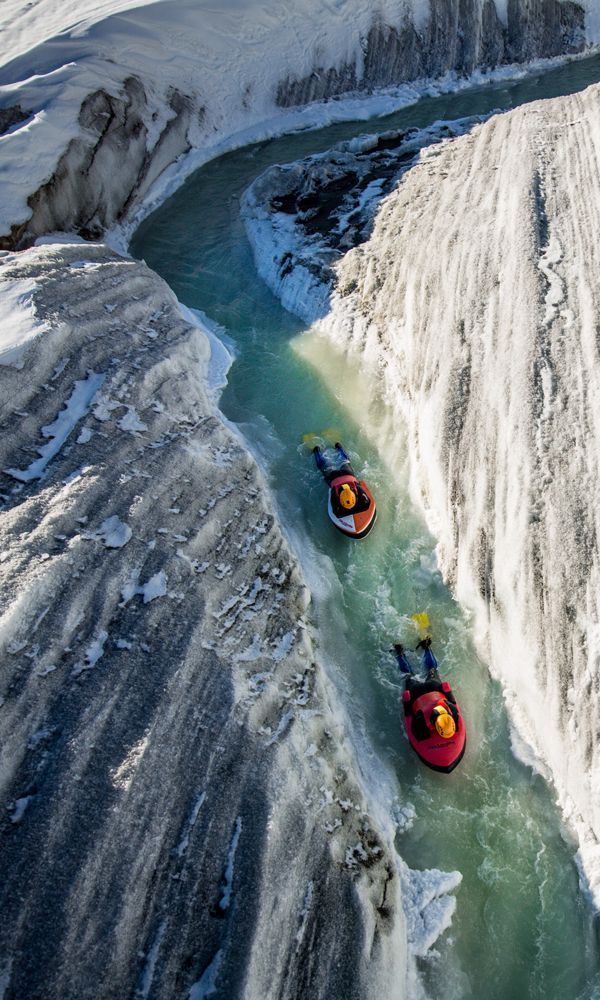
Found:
<box><xmin>416</xmin><ymin>639</ymin><xmax>441</xmax><ymax>681</ymax></box>
<box><xmin>313</xmin><ymin>445</ymin><xmax>326</xmax><ymax>470</ymax></box>
<box><xmin>313</xmin><ymin>446</ymin><xmax>341</xmax><ymax>485</ymax></box>
<box><xmin>422</xmin><ymin>646</ymin><xmax>437</xmax><ymax>671</ymax></box>
<box><xmin>394</xmin><ymin>644</ymin><xmax>413</xmax><ymax>675</ymax></box>
<box><xmin>423</xmin><ymin>650</ymin><xmax>442</xmax><ymax>684</ymax></box>
<box><xmin>313</xmin><ymin>446</ymin><xmax>332</xmax><ymax>479</ymax></box>
<box><xmin>334</xmin><ymin>443</ymin><xmax>355</xmax><ymax>477</ymax></box>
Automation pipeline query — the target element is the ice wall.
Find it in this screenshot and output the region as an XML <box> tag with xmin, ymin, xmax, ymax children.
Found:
<box><xmin>276</xmin><ymin>0</ymin><xmax>586</xmax><ymax>106</ymax></box>
<box><xmin>0</xmin><ymin>241</ymin><xmax>417</xmax><ymax>999</ymax></box>
<box><xmin>0</xmin><ymin>0</ymin><xmax>593</xmax><ymax>248</ymax></box>
<box><xmin>310</xmin><ymin>84</ymin><xmax>600</xmax><ymax>903</ymax></box>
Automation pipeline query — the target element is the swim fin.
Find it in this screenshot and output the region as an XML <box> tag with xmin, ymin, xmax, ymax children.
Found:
<box><xmin>411</xmin><ymin>612</ymin><xmax>431</xmax><ymax>637</ymax></box>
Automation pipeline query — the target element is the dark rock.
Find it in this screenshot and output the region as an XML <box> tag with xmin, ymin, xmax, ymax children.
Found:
<box><xmin>276</xmin><ymin>0</ymin><xmax>585</xmax><ymax>107</ymax></box>
<box><xmin>0</xmin><ymin>104</ymin><xmax>30</xmax><ymax>135</ymax></box>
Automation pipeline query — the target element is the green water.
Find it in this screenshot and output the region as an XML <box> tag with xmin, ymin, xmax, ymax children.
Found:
<box><xmin>131</xmin><ymin>56</ymin><xmax>600</xmax><ymax>1000</ymax></box>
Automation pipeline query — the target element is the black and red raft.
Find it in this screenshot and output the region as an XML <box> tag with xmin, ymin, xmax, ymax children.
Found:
<box><xmin>396</xmin><ymin>639</ymin><xmax>466</xmax><ymax>773</ymax></box>
<box><xmin>313</xmin><ymin>442</ymin><xmax>377</xmax><ymax>539</ymax></box>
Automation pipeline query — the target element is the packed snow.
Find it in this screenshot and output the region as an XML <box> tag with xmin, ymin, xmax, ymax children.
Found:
<box><xmin>5</xmin><ymin>370</ymin><xmax>105</xmax><ymax>481</ymax></box>
<box><xmin>0</xmin><ymin>276</ymin><xmax>50</xmax><ymax>367</ymax></box>
<box><xmin>82</xmin><ymin>513</ymin><xmax>133</xmax><ymax>548</ymax></box>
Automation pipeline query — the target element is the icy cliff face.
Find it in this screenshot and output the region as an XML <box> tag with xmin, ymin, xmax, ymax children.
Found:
<box><xmin>276</xmin><ymin>0</ymin><xmax>585</xmax><ymax>107</ymax></box>
<box><xmin>0</xmin><ymin>240</ymin><xmax>430</xmax><ymax>998</ymax></box>
<box><xmin>6</xmin><ymin>79</ymin><xmax>198</xmax><ymax>247</ymax></box>
<box><xmin>0</xmin><ymin>0</ymin><xmax>595</xmax><ymax>248</ymax></box>
<box><xmin>244</xmin><ymin>84</ymin><xmax>600</xmax><ymax>901</ymax></box>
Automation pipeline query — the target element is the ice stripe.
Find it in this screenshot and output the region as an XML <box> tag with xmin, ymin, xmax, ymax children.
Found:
<box><xmin>189</xmin><ymin>950</ymin><xmax>223</xmax><ymax>1000</ymax></box>
<box><xmin>6</xmin><ymin>371</ymin><xmax>106</xmax><ymax>481</ymax></box>
<box><xmin>137</xmin><ymin>919</ymin><xmax>167</xmax><ymax>1000</ymax></box>
<box><xmin>219</xmin><ymin>816</ymin><xmax>242</xmax><ymax>911</ymax></box>
<box><xmin>176</xmin><ymin>791</ymin><xmax>206</xmax><ymax>857</ymax></box>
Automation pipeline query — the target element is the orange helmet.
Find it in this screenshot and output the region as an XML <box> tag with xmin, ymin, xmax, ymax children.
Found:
<box><xmin>433</xmin><ymin>706</ymin><xmax>456</xmax><ymax>739</ymax></box>
<box><xmin>339</xmin><ymin>483</ymin><xmax>357</xmax><ymax>510</ymax></box>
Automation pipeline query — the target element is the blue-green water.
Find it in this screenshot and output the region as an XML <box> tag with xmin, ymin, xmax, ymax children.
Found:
<box><xmin>131</xmin><ymin>56</ymin><xmax>600</xmax><ymax>999</ymax></box>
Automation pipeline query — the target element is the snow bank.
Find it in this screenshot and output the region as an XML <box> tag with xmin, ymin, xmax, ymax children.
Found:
<box><xmin>0</xmin><ymin>276</ymin><xmax>50</xmax><ymax>367</ymax></box>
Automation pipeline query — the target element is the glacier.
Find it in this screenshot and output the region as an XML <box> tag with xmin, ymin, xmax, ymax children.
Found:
<box><xmin>242</xmin><ymin>81</ymin><xmax>600</xmax><ymax>905</ymax></box>
<box><xmin>0</xmin><ymin>238</ymin><xmax>418</xmax><ymax>998</ymax></box>
<box><xmin>1</xmin><ymin>0</ymin><xmax>600</xmax><ymax>996</ymax></box>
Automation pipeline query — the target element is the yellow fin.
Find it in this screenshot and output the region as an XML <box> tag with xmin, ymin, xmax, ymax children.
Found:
<box><xmin>302</xmin><ymin>433</ymin><xmax>320</xmax><ymax>449</ymax></box>
<box><xmin>321</xmin><ymin>428</ymin><xmax>341</xmax><ymax>445</ymax></box>
<box><xmin>411</xmin><ymin>612</ymin><xmax>430</xmax><ymax>637</ymax></box>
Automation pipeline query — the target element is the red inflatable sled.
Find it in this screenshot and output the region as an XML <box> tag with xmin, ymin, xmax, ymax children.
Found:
<box><xmin>395</xmin><ymin>634</ymin><xmax>466</xmax><ymax>773</ymax></box>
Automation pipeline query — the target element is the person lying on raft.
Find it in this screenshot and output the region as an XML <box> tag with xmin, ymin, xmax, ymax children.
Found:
<box><xmin>312</xmin><ymin>442</ymin><xmax>371</xmax><ymax>518</ymax></box>
<box><xmin>394</xmin><ymin>637</ymin><xmax>459</xmax><ymax>741</ymax></box>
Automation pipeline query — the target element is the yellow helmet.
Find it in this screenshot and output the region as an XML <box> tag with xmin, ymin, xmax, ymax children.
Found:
<box><xmin>339</xmin><ymin>483</ymin><xmax>357</xmax><ymax>510</ymax></box>
<box><xmin>434</xmin><ymin>708</ymin><xmax>456</xmax><ymax>739</ymax></box>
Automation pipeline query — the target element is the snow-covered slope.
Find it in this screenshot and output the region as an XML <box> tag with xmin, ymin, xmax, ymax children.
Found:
<box><xmin>1</xmin><ymin>239</ymin><xmax>458</xmax><ymax>998</ymax></box>
<box><xmin>254</xmin><ymin>82</ymin><xmax>600</xmax><ymax>903</ymax></box>
<box><xmin>0</xmin><ymin>0</ymin><xmax>595</xmax><ymax>248</ymax></box>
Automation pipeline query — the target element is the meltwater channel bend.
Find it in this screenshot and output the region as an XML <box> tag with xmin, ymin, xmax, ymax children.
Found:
<box><xmin>131</xmin><ymin>58</ymin><xmax>600</xmax><ymax>1000</ymax></box>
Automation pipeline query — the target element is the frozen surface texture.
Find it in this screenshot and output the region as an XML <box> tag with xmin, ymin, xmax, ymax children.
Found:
<box><xmin>1</xmin><ymin>0</ymin><xmax>599</xmax><ymax>992</ymax></box>
<box><xmin>0</xmin><ymin>242</ymin><xmax>418</xmax><ymax>999</ymax></box>
<box><xmin>241</xmin><ymin>118</ymin><xmax>484</xmax><ymax>324</ymax></box>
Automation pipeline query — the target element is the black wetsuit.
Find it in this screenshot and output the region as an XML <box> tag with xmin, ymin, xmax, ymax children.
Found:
<box><xmin>404</xmin><ymin>670</ymin><xmax>459</xmax><ymax>740</ymax></box>
<box><xmin>405</xmin><ymin>670</ymin><xmax>443</xmax><ymax>697</ymax></box>
<box><xmin>314</xmin><ymin>444</ymin><xmax>355</xmax><ymax>485</ymax></box>
<box><xmin>314</xmin><ymin>444</ymin><xmax>371</xmax><ymax>517</ymax></box>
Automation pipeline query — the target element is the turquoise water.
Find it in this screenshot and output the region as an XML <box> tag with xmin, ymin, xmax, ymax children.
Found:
<box><xmin>131</xmin><ymin>56</ymin><xmax>600</xmax><ymax>1000</ymax></box>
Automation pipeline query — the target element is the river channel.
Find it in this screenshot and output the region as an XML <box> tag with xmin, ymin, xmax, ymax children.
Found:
<box><xmin>131</xmin><ymin>55</ymin><xmax>600</xmax><ymax>999</ymax></box>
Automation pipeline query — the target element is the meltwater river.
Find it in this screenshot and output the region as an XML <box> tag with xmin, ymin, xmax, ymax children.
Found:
<box><xmin>131</xmin><ymin>57</ymin><xmax>600</xmax><ymax>1000</ymax></box>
